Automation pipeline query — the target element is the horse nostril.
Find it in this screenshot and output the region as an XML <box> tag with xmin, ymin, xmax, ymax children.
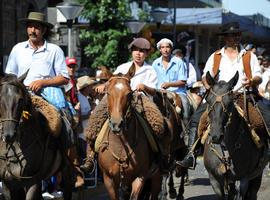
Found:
<box><xmin>212</xmin><ymin>135</ymin><xmax>219</xmax><ymax>144</ymax></box>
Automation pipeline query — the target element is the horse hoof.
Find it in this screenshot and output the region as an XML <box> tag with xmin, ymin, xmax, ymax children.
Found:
<box><xmin>169</xmin><ymin>190</ymin><xmax>177</xmax><ymax>199</ymax></box>
<box><xmin>176</xmin><ymin>195</ymin><xmax>184</xmax><ymax>200</ymax></box>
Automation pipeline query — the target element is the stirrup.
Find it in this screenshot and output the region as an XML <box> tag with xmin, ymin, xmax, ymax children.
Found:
<box><xmin>176</xmin><ymin>153</ymin><xmax>196</xmax><ymax>170</ymax></box>
<box><xmin>80</xmin><ymin>157</ymin><xmax>96</xmax><ymax>175</ymax></box>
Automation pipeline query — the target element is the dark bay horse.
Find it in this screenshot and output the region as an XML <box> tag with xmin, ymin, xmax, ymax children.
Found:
<box><xmin>0</xmin><ymin>74</ymin><xmax>73</xmax><ymax>200</ymax></box>
<box><xmin>152</xmin><ymin>90</ymin><xmax>187</xmax><ymax>200</ymax></box>
<box><xmin>203</xmin><ymin>71</ymin><xmax>268</xmax><ymax>200</ymax></box>
<box><xmin>98</xmin><ymin>75</ymin><xmax>161</xmax><ymax>200</ymax></box>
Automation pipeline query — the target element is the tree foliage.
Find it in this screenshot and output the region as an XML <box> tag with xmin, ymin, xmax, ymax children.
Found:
<box><xmin>78</xmin><ymin>0</ymin><xmax>132</xmax><ymax>69</ymax></box>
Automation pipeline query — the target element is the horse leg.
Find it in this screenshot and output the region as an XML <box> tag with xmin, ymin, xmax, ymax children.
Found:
<box><xmin>168</xmin><ymin>172</ymin><xmax>177</xmax><ymax>199</ymax></box>
<box><xmin>208</xmin><ymin>173</ymin><xmax>225</xmax><ymax>200</ymax></box>
<box><xmin>2</xmin><ymin>182</ymin><xmax>25</xmax><ymax>200</ymax></box>
<box><xmin>25</xmin><ymin>183</ymin><xmax>42</xmax><ymax>200</ymax></box>
<box><xmin>61</xmin><ymin>161</ymin><xmax>74</xmax><ymax>200</ymax></box>
<box><xmin>177</xmin><ymin>169</ymin><xmax>186</xmax><ymax>200</ymax></box>
<box><xmin>243</xmin><ymin>174</ymin><xmax>262</xmax><ymax>200</ymax></box>
<box><xmin>149</xmin><ymin>172</ymin><xmax>162</xmax><ymax>200</ymax></box>
<box><xmin>158</xmin><ymin>174</ymin><xmax>168</xmax><ymax>200</ymax></box>
<box><xmin>103</xmin><ymin>173</ymin><xmax>119</xmax><ymax>200</ymax></box>
<box><xmin>130</xmin><ymin>177</ymin><xmax>145</xmax><ymax>200</ymax></box>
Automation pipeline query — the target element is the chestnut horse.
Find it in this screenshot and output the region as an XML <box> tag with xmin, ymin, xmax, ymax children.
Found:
<box><xmin>98</xmin><ymin>75</ymin><xmax>161</xmax><ymax>200</ymax></box>
<box><xmin>203</xmin><ymin>71</ymin><xmax>268</xmax><ymax>200</ymax></box>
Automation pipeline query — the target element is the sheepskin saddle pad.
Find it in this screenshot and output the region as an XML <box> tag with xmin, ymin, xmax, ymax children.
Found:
<box><xmin>198</xmin><ymin>94</ymin><xmax>267</xmax><ymax>145</ymax></box>
<box><xmin>31</xmin><ymin>95</ymin><xmax>62</xmax><ymax>137</ymax></box>
<box><xmin>85</xmin><ymin>93</ymin><xmax>165</xmax><ymax>143</ymax></box>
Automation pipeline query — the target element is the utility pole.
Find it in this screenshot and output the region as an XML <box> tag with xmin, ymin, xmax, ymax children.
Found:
<box><xmin>173</xmin><ymin>0</ymin><xmax>177</xmax><ymax>45</ymax></box>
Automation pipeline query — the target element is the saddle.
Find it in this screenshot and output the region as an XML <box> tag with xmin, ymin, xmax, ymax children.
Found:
<box><xmin>198</xmin><ymin>94</ymin><xmax>267</xmax><ymax>148</ymax></box>
<box><xmin>31</xmin><ymin>95</ymin><xmax>62</xmax><ymax>137</ymax></box>
<box><xmin>86</xmin><ymin>94</ymin><xmax>166</xmax><ymax>151</ymax></box>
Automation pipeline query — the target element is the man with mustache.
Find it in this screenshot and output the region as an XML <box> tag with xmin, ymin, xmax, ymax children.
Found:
<box><xmin>5</xmin><ymin>12</ymin><xmax>84</xmax><ymax>188</ymax></box>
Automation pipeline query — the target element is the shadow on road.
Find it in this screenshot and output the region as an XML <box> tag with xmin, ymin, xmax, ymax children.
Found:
<box><xmin>186</xmin><ymin>194</ymin><xmax>217</xmax><ymax>200</ymax></box>
<box><xmin>190</xmin><ymin>178</ymin><xmax>211</xmax><ymax>186</ymax></box>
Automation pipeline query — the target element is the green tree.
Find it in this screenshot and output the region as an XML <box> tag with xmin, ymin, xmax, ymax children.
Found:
<box><xmin>78</xmin><ymin>0</ymin><xmax>132</xmax><ymax>70</ymax></box>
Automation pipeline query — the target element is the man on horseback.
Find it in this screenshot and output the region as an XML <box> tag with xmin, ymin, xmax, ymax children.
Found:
<box><xmin>5</xmin><ymin>12</ymin><xmax>84</xmax><ymax>188</ymax></box>
<box><xmin>178</xmin><ymin>22</ymin><xmax>264</xmax><ymax>169</ymax></box>
<box><xmin>81</xmin><ymin>37</ymin><xmax>159</xmax><ymax>172</ymax></box>
<box><xmin>151</xmin><ymin>38</ymin><xmax>190</xmax><ymax>126</ymax></box>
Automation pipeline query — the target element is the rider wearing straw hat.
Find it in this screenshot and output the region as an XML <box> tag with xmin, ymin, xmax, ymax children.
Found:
<box><xmin>5</xmin><ymin>12</ymin><xmax>84</xmax><ymax>188</ymax></box>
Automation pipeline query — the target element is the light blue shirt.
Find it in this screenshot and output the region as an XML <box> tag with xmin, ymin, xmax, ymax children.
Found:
<box><xmin>152</xmin><ymin>56</ymin><xmax>187</xmax><ymax>94</ymax></box>
<box><xmin>5</xmin><ymin>40</ymin><xmax>69</xmax><ymax>86</ymax></box>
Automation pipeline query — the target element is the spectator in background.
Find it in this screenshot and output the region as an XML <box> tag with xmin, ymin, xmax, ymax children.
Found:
<box><xmin>76</xmin><ymin>76</ymin><xmax>97</xmax><ymax>166</ymax></box>
<box><xmin>172</xmin><ymin>48</ymin><xmax>197</xmax><ymax>89</ymax></box>
<box><xmin>65</xmin><ymin>57</ymin><xmax>80</xmax><ymax>110</ymax></box>
<box><xmin>151</xmin><ymin>38</ymin><xmax>191</xmax><ymax>126</ymax></box>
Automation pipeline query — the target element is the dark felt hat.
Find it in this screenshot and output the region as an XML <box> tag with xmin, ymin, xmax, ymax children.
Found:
<box><xmin>128</xmin><ymin>38</ymin><xmax>151</xmax><ymax>50</ymax></box>
<box><xmin>217</xmin><ymin>22</ymin><xmax>246</xmax><ymax>35</ymax></box>
<box><xmin>20</xmin><ymin>12</ymin><xmax>54</xmax><ymax>29</ymax></box>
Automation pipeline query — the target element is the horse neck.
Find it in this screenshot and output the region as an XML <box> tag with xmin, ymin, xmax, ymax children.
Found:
<box><xmin>223</xmin><ymin>104</ymin><xmax>246</xmax><ymax>145</ymax></box>
<box><xmin>107</xmin><ymin>112</ymin><xmax>141</xmax><ymax>153</ymax></box>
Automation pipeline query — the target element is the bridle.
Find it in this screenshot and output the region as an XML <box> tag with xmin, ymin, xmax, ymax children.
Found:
<box><xmin>106</xmin><ymin>76</ymin><xmax>134</xmax><ymax>131</ymax></box>
<box><xmin>207</xmin><ymin>88</ymin><xmax>233</xmax><ymax>120</ymax></box>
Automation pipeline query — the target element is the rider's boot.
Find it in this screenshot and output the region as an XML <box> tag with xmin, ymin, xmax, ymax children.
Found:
<box><xmin>80</xmin><ymin>144</ymin><xmax>96</xmax><ymax>174</ymax></box>
<box><xmin>66</xmin><ymin>146</ymin><xmax>85</xmax><ymax>188</ymax></box>
<box><xmin>177</xmin><ymin>127</ymin><xmax>197</xmax><ymax>169</ymax></box>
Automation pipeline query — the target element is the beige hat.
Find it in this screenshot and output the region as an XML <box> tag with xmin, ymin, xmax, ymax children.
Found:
<box><xmin>77</xmin><ymin>76</ymin><xmax>97</xmax><ymax>91</ymax></box>
<box><xmin>20</xmin><ymin>12</ymin><xmax>54</xmax><ymax>29</ymax></box>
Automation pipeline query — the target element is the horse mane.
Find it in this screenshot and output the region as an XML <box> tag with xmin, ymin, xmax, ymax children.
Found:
<box><xmin>0</xmin><ymin>74</ymin><xmax>32</xmax><ymax>112</ymax></box>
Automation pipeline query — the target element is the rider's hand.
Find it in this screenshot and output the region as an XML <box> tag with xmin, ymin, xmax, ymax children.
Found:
<box><xmin>161</xmin><ymin>82</ymin><xmax>170</xmax><ymax>89</ymax></box>
<box><xmin>74</xmin><ymin>102</ymin><xmax>80</xmax><ymax>111</ymax></box>
<box><xmin>136</xmin><ymin>84</ymin><xmax>145</xmax><ymax>92</ymax></box>
<box><xmin>29</xmin><ymin>80</ymin><xmax>45</xmax><ymax>93</ymax></box>
<box><xmin>241</xmin><ymin>77</ymin><xmax>252</xmax><ymax>87</ymax></box>
<box><xmin>95</xmin><ymin>84</ymin><xmax>106</xmax><ymax>94</ymax></box>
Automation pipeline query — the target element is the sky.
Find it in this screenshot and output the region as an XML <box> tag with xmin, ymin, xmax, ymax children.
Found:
<box><xmin>222</xmin><ymin>0</ymin><xmax>270</xmax><ymax>19</ymax></box>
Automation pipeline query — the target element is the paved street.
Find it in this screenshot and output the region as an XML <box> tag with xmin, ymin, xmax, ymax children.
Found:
<box><xmin>1</xmin><ymin>157</ymin><xmax>269</xmax><ymax>199</ymax></box>
<box><xmin>73</xmin><ymin>157</ymin><xmax>270</xmax><ymax>200</ymax></box>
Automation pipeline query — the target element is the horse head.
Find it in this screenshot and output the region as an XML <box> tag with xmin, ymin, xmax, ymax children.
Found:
<box><xmin>205</xmin><ymin>71</ymin><xmax>239</xmax><ymax>144</ymax></box>
<box><xmin>106</xmin><ymin>75</ymin><xmax>133</xmax><ymax>133</ymax></box>
<box><xmin>0</xmin><ymin>72</ymin><xmax>32</xmax><ymax>143</ymax></box>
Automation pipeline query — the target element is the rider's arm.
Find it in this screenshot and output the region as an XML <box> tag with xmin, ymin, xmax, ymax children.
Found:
<box><xmin>161</xmin><ymin>80</ymin><xmax>186</xmax><ymax>89</ymax></box>
<box><xmin>28</xmin><ymin>75</ymin><xmax>69</xmax><ymax>93</ymax></box>
<box><xmin>136</xmin><ymin>84</ymin><xmax>156</xmax><ymax>96</ymax></box>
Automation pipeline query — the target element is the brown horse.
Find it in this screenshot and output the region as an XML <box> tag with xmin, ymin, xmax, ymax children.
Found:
<box><xmin>153</xmin><ymin>90</ymin><xmax>188</xmax><ymax>200</ymax></box>
<box><xmin>98</xmin><ymin>75</ymin><xmax>161</xmax><ymax>200</ymax></box>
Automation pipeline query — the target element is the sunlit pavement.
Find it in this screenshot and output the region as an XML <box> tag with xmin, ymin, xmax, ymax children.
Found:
<box><xmin>1</xmin><ymin>159</ymin><xmax>269</xmax><ymax>200</ymax></box>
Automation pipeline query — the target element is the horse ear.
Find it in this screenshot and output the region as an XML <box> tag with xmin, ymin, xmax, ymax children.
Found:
<box><xmin>205</xmin><ymin>71</ymin><xmax>215</xmax><ymax>87</ymax></box>
<box><xmin>17</xmin><ymin>69</ymin><xmax>29</xmax><ymax>83</ymax></box>
<box><xmin>228</xmin><ymin>71</ymin><xmax>239</xmax><ymax>89</ymax></box>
